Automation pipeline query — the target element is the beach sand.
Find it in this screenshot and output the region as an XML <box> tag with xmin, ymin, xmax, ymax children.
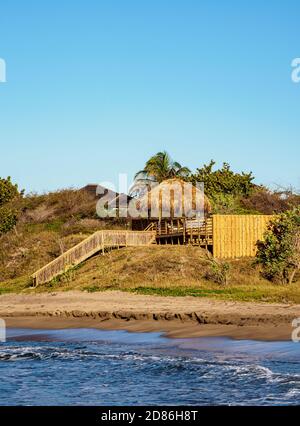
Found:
<box><xmin>1</xmin><ymin>290</ymin><xmax>299</xmax><ymax>340</ymax></box>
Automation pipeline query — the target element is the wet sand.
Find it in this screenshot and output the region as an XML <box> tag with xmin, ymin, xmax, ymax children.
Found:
<box><xmin>1</xmin><ymin>290</ymin><xmax>299</xmax><ymax>341</ymax></box>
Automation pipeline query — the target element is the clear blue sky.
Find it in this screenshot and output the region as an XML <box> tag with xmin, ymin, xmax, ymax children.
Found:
<box><xmin>0</xmin><ymin>0</ymin><xmax>299</xmax><ymax>193</ymax></box>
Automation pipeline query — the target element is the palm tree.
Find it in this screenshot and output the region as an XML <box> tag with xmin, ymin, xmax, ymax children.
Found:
<box><xmin>130</xmin><ymin>151</ymin><xmax>190</xmax><ymax>197</ymax></box>
<box><xmin>135</xmin><ymin>151</ymin><xmax>190</xmax><ymax>183</ymax></box>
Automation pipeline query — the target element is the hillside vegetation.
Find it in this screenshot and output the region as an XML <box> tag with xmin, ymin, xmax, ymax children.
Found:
<box><xmin>0</xmin><ymin>188</ymin><xmax>127</xmax><ymax>285</ymax></box>
<box><xmin>1</xmin><ymin>244</ymin><xmax>300</xmax><ymax>303</ymax></box>
<box><xmin>1</xmin><ymin>155</ymin><xmax>300</xmax><ymax>303</ymax></box>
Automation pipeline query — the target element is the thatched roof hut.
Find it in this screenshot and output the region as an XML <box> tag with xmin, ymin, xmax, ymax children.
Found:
<box><xmin>133</xmin><ymin>178</ymin><xmax>211</xmax><ymax>220</ymax></box>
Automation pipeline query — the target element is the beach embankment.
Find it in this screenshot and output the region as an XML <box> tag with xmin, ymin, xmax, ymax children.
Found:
<box><xmin>1</xmin><ymin>290</ymin><xmax>299</xmax><ymax>341</ymax></box>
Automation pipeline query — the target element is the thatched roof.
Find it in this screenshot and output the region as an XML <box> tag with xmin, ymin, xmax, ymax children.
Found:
<box><xmin>134</xmin><ymin>178</ymin><xmax>211</xmax><ymax>219</ymax></box>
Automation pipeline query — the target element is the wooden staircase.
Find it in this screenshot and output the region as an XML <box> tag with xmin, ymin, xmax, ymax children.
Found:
<box><xmin>32</xmin><ymin>230</ymin><xmax>156</xmax><ymax>286</ymax></box>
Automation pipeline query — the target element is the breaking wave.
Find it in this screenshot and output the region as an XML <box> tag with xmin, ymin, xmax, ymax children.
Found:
<box><xmin>0</xmin><ymin>331</ymin><xmax>300</xmax><ymax>406</ymax></box>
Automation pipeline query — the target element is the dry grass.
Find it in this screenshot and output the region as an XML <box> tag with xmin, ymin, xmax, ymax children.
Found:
<box><xmin>16</xmin><ymin>189</ymin><xmax>96</xmax><ymax>223</ymax></box>
<box><xmin>0</xmin><ymin>226</ymin><xmax>88</xmax><ymax>281</ymax></box>
<box><xmin>241</xmin><ymin>188</ymin><xmax>300</xmax><ymax>215</ymax></box>
<box><xmin>0</xmin><ymin>188</ymin><xmax>128</xmax><ymax>282</ymax></box>
<box><xmin>52</xmin><ymin>245</ymin><xmax>278</xmax><ymax>292</ymax></box>
<box><xmin>1</xmin><ymin>245</ymin><xmax>299</xmax><ymax>304</ymax></box>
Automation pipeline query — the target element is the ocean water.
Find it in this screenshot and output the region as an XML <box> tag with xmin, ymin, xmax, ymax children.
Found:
<box><xmin>0</xmin><ymin>328</ymin><xmax>300</xmax><ymax>406</ymax></box>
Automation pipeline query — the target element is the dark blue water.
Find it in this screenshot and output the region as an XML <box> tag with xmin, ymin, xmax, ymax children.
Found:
<box><xmin>1</xmin><ymin>328</ymin><xmax>300</xmax><ymax>405</ymax></box>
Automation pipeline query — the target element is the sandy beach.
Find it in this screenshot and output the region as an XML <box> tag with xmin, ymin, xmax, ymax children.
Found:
<box><xmin>1</xmin><ymin>290</ymin><xmax>299</xmax><ymax>340</ymax></box>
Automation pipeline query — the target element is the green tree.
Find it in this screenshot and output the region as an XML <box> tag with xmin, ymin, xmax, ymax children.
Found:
<box><xmin>135</xmin><ymin>151</ymin><xmax>191</xmax><ymax>183</ymax></box>
<box><xmin>0</xmin><ymin>206</ymin><xmax>18</xmax><ymax>235</ymax></box>
<box><xmin>0</xmin><ymin>176</ymin><xmax>21</xmax><ymax>235</ymax></box>
<box><xmin>189</xmin><ymin>161</ymin><xmax>256</xmax><ymax>214</ymax></box>
<box><xmin>256</xmin><ymin>208</ymin><xmax>300</xmax><ymax>284</ymax></box>
<box><xmin>190</xmin><ymin>160</ymin><xmax>255</xmax><ymax>198</ymax></box>
<box><xmin>0</xmin><ymin>176</ymin><xmax>19</xmax><ymax>206</ymax></box>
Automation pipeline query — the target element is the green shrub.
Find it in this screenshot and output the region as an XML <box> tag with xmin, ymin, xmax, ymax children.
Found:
<box><xmin>209</xmin><ymin>193</ymin><xmax>253</xmax><ymax>214</ymax></box>
<box><xmin>256</xmin><ymin>208</ymin><xmax>300</xmax><ymax>284</ymax></box>
<box><xmin>0</xmin><ymin>206</ymin><xmax>18</xmax><ymax>235</ymax></box>
<box><xmin>190</xmin><ymin>161</ymin><xmax>255</xmax><ymax>199</ymax></box>
<box><xmin>205</xmin><ymin>257</ymin><xmax>231</xmax><ymax>285</ymax></box>
<box><xmin>0</xmin><ymin>177</ymin><xmax>20</xmax><ymax>206</ymax></box>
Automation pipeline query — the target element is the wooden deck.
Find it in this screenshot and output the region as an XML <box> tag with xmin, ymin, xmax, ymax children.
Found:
<box><xmin>147</xmin><ymin>217</ymin><xmax>213</xmax><ymax>247</ymax></box>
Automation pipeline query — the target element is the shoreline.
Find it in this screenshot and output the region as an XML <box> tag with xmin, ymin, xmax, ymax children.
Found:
<box><xmin>3</xmin><ymin>316</ymin><xmax>294</xmax><ymax>341</ymax></box>
<box><xmin>1</xmin><ymin>290</ymin><xmax>299</xmax><ymax>341</ymax></box>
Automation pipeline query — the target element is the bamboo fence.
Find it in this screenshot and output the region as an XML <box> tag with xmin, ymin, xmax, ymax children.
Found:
<box><xmin>212</xmin><ymin>214</ymin><xmax>274</xmax><ymax>259</ymax></box>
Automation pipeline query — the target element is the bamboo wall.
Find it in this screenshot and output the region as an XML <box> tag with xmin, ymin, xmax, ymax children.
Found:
<box><xmin>212</xmin><ymin>215</ymin><xmax>273</xmax><ymax>259</ymax></box>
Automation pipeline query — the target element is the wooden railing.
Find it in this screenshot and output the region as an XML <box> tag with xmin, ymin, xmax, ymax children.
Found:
<box><xmin>153</xmin><ymin>217</ymin><xmax>213</xmax><ymax>237</ymax></box>
<box><xmin>186</xmin><ymin>217</ymin><xmax>213</xmax><ymax>246</ymax></box>
<box><xmin>32</xmin><ymin>230</ymin><xmax>156</xmax><ymax>286</ymax></box>
<box><xmin>144</xmin><ymin>222</ymin><xmax>157</xmax><ymax>232</ymax></box>
<box><xmin>186</xmin><ymin>217</ymin><xmax>213</xmax><ymax>235</ymax></box>
<box><xmin>157</xmin><ymin>219</ymin><xmax>184</xmax><ymax>236</ymax></box>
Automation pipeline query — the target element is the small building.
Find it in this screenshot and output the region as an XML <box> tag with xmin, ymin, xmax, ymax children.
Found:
<box><xmin>130</xmin><ymin>178</ymin><xmax>273</xmax><ymax>257</ymax></box>
<box><xmin>82</xmin><ymin>181</ymin><xmax>274</xmax><ymax>258</ymax></box>
<box><xmin>131</xmin><ymin>178</ymin><xmax>213</xmax><ymax>248</ymax></box>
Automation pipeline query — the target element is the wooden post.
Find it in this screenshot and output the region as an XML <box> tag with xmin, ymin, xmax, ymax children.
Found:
<box><xmin>205</xmin><ymin>218</ymin><xmax>208</xmax><ymax>250</ymax></box>
<box><xmin>101</xmin><ymin>232</ymin><xmax>105</xmax><ymax>255</ymax></box>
